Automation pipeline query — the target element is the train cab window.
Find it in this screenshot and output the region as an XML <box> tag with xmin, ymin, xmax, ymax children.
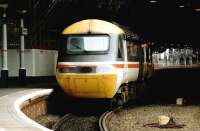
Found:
<box><xmin>67</xmin><ymin>35</ymin><xmax>109</xmax><ymax>53</ymax></box>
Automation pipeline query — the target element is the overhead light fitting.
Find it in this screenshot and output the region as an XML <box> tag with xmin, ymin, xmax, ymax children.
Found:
<box><xmin>178</xmin><ymin>5</ymin><xmax>185</xmax><ymax>8</ymax></box>
<box><xmin>195</xmin><ymin>8</ymin><xmax>200</xmax><ymax>12</ymax></box>
<box><xmin>149</xmin><ymin>0</ymin><xmax>158</xmax><ymax>3</ymax></box>
<box><xmin>17</xmin><ymin>10</ymin><xmax>27</xmax><ymax>14</ymax></box>
<box><xmin>0</xmin><ymin>4</ymin><xmax>8</xmax><ymax>9</ymax></box>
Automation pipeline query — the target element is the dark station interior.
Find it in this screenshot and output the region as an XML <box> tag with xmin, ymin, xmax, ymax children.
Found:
<box><xmin>0</xmin><ymin>1</ymin><xmax>200</xmax><ymax>130</ymax></box>
<box><xmin>1</xmin><ymin>0</ymin><xmax>200</xmax><ymax>48</ymax></box>
<box><xmin>0</xmin><ymin>0</ymin><xmax>199</xmax><ymax>99</ymax></box>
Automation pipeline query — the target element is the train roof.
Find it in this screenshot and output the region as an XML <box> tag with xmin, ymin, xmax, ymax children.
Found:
<box><xmin>62</xmin><ymin>19</ymin><xmax>125</xmax><ymax>35</ymax></box>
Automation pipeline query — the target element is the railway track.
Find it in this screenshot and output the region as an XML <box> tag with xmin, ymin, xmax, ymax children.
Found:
<box><xmin>99</xmin><ymin>107</ymin><xmax>122</xmax><ymax>131</ymax></box>
<box><xmin>28</xmin><ymin>95</ymin><xmax>200</xmax><ymax>131</ymax></box>
<box><xmin>53</xmin><ymin>113</ymin><xmax>100</xmax><ymax>131</ymax></box>
<box><xmin>99</xmin><ymin>104</ymin><xmax>200</xmax><ymax>131</ymax></box>
<box><xmin>33</xmin><ymin>90</ymin><xmax>200</xmax><ymax>131</ymax></box>
<box><xmin>52</xmin><ymin>106</ymin><xmax>120</xmax><ymax>131</ymax></box>
<box><xmin>99</xmin><ymin>111</ymin><xmax>112</xmax><ymax>131</ymax></box>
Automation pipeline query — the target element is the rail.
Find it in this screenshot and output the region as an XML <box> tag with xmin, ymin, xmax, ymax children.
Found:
<box><xmin>99</xmin><ymin>107</ymin><xmax>122</xmax><ymax>131</ymax></box>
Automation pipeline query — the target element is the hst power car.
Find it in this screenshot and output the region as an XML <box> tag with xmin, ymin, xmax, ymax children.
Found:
<box><xmin>56</xmin><ymin>19</ymin><xmax>153</xmax><ymax>104</ymax></box>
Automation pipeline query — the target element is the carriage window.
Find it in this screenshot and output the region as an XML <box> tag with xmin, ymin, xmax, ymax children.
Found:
<box><xmin>118</xmin><ymin>38</ymin><xmax>124</xmax><ymax>60</ymax></box>
<box><xmin>127</xmin><ymin>42</ymin><xmax>139</xmax><ymax>61</ymax></box>
<box><xmin>67</xmin><ymin>35</ymin><xmax>109</xmax><ymax>53</ymax></box>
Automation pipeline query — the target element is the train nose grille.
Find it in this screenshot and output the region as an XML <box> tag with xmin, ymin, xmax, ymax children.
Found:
<box><xmin>58</xmin><ymin>67</ymin><xmax>96</xmax><ymax>73</ymax></box>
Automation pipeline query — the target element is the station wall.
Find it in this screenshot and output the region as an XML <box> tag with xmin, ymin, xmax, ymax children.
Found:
<box><xmin>0</xmin><ymin>49</ymin><xmax>58</xmax><ymax>77</ymax></box>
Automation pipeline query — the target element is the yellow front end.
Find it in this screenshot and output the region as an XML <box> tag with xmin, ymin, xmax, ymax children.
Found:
<box><xmin>56</xmin><ymin>73</ymin><xmax>117</xmax><ymax>98</ymax></box>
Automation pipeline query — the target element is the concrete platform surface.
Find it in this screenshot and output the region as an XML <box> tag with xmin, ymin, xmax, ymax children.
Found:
<box><xmin>0</xmin><ymin>88</ymin><xmax>53</xmax><ymax>131</ymax></box>
<box><xmin>0</xmin><ymin>88</ymin><xmax>28</xmax><ymax>97</ymax></box>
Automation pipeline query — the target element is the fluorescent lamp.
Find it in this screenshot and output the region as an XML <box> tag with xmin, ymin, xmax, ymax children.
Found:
<box><xmin>149</xmin><ymin>0</ymin><xmax>158</xmax><ymax>3</ymax></box>
<box><xmin>0</xmin><ymin>4</ymin><xmax>8</xmax><ymax>9</ymax></box>
<box><xmin>195</xmin><ymin>8</ymin><xmax>200</xmax><ymax>12</ymax></box>
<box><xmin>178</xmin><ymin>5</ymin><xmax>185</xmax><ymax>8</ymax></box>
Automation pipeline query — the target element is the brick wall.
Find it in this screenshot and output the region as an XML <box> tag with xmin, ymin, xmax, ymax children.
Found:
<box><xmin>21</xmin><ymin>95</ymin><xmax>48</xmax><ymax>119</ymax></box>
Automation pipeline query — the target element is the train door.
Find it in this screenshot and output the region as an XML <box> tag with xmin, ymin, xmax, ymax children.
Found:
<box><xmin>141</xmin><ymin>43</ymin><xmax>154</xmax><ymax>80</ymax></box>
<box><xmin>147</xmin><ymin>43</ymin><xmax>154</xmax><ymax>79</ymax></box>
<box><xmin>142</xmin><ymin>44</ymin><xmax>148</xmax><ymax>78</ymax></box>
<box><xmin>136</xmin><ymin>44</ymin><xmax>144</xmax><ymax>81</ymax></box>
<box><xmin>117</xmin><ymin>37</ymin><xmax>130</xmax><ymax>83</ymax></box>
<box><xmin>126</xmin><ymin>40</ymin><xmax>141</xmax><ymax>72</ymax></box>
<box><xmin>126</xmin><ymin>40</ymin><xmax>146</xmax><ymax>100</ymax></box>
<box><xmin>123</xmin><ymin>39</ymin><xmax>142</xmax><ymax>82</ymax></box>
<box><xmin>122</xmin><ymin>39</ymin><xmax>128</xmax><ymax>83</ymax></box>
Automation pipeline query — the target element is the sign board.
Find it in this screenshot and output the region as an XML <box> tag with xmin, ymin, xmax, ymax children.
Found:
<box><xmin>22</xmin><ymin>28</ymin><xmax>28</xmax><ymax>35</ymax></box>
<box><xmin>19</xmin><ymin>28</ymin><xmax>28</xmax><ymax>35</ymax></box>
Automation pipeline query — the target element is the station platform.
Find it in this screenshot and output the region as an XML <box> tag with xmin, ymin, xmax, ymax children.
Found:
<box><xmin>154</xmin><ymin>64</ymin><xmax>200</xmax><ymax>70</ymax></box>
<box><xmin>0</xmin><ymin>84</ymin><xmax>54</xmax><ymax>131</ymax></box>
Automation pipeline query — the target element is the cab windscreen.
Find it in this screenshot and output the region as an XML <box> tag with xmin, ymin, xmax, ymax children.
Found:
<box><xmin>67</xmin><ymin>35</ymin><xmax>109</xmax><ymax>54</ymax></box>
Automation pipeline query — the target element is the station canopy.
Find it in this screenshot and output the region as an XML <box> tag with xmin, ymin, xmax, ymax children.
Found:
<box><xmin>0</xmin><ymin>0</ymin><xmax>200</xmax><ymax>48</ymax></box>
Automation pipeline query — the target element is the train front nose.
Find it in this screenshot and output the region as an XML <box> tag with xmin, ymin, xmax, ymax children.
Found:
<box><xmin>56</xmin><ymin>73</ymin><xmax>117</xmax><ymax>98</ymax></box>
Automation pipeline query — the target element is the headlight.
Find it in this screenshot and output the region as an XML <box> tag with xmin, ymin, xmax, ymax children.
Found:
<box><xmin>58</xmin><ymin>67</ymin><xmax>96</xmax><ymax>73</ymax></box>
<box><xmin>96</xmin><ymin>66</ymin><xmax>115</xmax><ymax>73</ymax></box>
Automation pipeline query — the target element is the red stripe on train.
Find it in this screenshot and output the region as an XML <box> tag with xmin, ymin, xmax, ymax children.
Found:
<box><xmin>112</xmin><ymin>64</ymin><xmax>139</xmax><ymax>68</ymax></box>
<box><xmin>57</xmin><ymin>63</ymin><xmax>140</xmax><ymax>68</ymax></box>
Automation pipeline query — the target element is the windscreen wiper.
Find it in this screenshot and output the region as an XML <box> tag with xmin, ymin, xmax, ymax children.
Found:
<box><xmin>72</xmin><ymin>44</ymin><xmax>89</xmax><ymax>53</ymax></box>
<box><xmin>72</xmin><ymin>44</ymin><xmax>82</xmax><ymax>50</ymax></box>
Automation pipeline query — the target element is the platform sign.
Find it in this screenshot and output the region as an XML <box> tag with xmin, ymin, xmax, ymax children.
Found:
<box><xmin>22</xmin><ymin>28</ymin><xmax>28</xmax><ymax>35</ymax></box>
<box><xmin>14</xmin><ymin>27</ymin><xmax>28</xmax><ymax>35</ymax></box>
